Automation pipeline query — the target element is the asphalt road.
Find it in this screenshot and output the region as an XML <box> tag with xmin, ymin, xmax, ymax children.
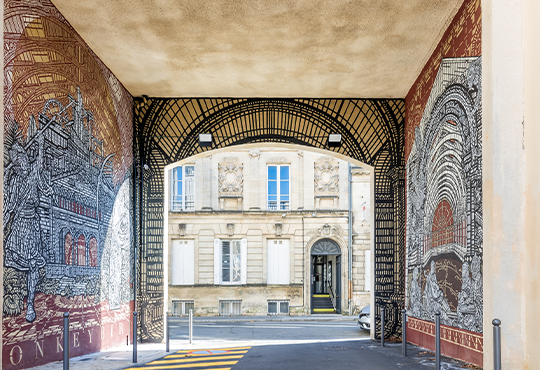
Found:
<box><xmin>168</xmin><ymin>320</ymin><xmax>368</xmax><ymax>342</ymax></box>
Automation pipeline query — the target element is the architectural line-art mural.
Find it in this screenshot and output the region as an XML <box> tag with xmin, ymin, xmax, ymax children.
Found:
<box><xmin>3</xmin><ymin>1</ymin><xmax>134</xmax><ymax>368</ymax></box>
<box><xmin>406</xmin><ymin>56</ymin><xmax>482</xmax><ymax>333</ymax></box>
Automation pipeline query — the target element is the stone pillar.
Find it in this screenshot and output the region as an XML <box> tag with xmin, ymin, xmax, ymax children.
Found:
<box><xmin>297</xmin><ymin>150</ymin><xmax>304</xmax><ymax>209</ymax></box>
<box><xmin>483</xmin><ymin>0</ymin><xmax>540</xmax><ymax>368</ymax></box>
<box><xmin>249</xmin><ymin>150</ymin><xmax>260</xmax><ymax>209</ymax></box>
<box><xmin>202</xmin><ymin>156</ymin><xmax>212</xmax><ymax>210</ymax></box>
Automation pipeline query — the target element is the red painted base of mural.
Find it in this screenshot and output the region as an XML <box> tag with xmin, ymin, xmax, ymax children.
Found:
<box><xmin>2</xmin><ymin>293</ymin><xmax>134</xmax><ymax>369</ymax></box>
<box><xmin>407</xmin><ymin>317</ymin><xmax>483</xmax><ymax>367</ymax></box>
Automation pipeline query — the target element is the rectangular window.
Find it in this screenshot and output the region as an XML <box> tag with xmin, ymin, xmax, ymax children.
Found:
<box><xmin>172</xmin><ymin>300</ymin><xmax>194</xmax><ymax>316</ymax></box>
<box><xmin>214</xmin><ymin>239</ymin><xmax>247</xmax><ymax>285</ymax></box>
<box><xmin>268</xmin><ymin>300</ymin><xmax>289</xmax><ymax>315</ymax></box>
<box><xmin>171</xmin><ymin>240</ymin><xmax>195</xmax><ymax>285</ymax></box>
<box><xmin>267</xmin><ymin>239</ymin><xmax>290</xmax><ymax>284</ymax></box>
<box><xmin>220</xmin><ymin>300</ymin><xmax>242</xmax><ymax>316</ymax></box>
<box><xmin>171</xmin><ymin>165</ymin><xmax>195</xmax><ymax>211</ymax></box>
<box><xmin>267</xmin><ymin>165</ymin><xmax>290</xmax><ymax>210</ymax></box>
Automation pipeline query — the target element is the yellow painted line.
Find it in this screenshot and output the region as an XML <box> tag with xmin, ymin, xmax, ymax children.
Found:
<box><xmin>149</xmin><ymin>355</ymin><xmax>243</xmax><ymax>365</ymax></box>
<box><xmin>313</xmin><ymin>294</ymin><xmax>330</xmax><ymax>298</ymax></box>
<box><xmin>174</xmin><ymin>346</ymin><xmax>251</xmax><ymax>353</ymax></box>
<box><xmin>313</xmin><ymin>308</ymin><xmax>335</xmax><ymax>313</ymax></box>
<box><xmin>124</xmin><ymin>364</ymin><xmax>233</xmax><ymax>370</ymax></box>
<box><xmin>165</xmin><ymin>350</ymin><xmax>248</xmax><ymax>358</ymax></box>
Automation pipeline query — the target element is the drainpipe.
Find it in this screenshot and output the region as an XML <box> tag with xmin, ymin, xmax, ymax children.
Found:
<box><xmin>348</xmin><ymin>163</ymin><xmax>353</xmax><ymax>316</ymax></box>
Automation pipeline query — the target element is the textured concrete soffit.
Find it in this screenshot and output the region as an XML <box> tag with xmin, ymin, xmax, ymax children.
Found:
<box><xmin>52</xmin><ymin>0</ymin><xmax>463</xmax><ymax>98</ymax></box>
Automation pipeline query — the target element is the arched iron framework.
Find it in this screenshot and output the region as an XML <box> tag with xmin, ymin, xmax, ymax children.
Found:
<box><xmin>311</xmin><ymin>239</ymin><xmax>341</xmax><ymax>255</ymax></box>
<box><xmin>133</xmin><ymin>98</ymin><xmax>405</xmax><ymax>341</ymax></box>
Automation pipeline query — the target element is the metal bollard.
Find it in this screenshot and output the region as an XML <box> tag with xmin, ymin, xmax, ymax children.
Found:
<box><xmin>380</xmin><ymin>306</ymin><xmax>385</xmax><ymax>347</ymax></box>
<box><xmin>493</xmin><ymin>319</ymin><xmax>502</xmax><ymax>370</ymax></box>
<box><xmin>133</xmin><ymin>311</ymin><xmax>138</xmax><ymax>363</ymax></box>
<box><xmin>166</xmin><ymin>312</ymin><xmax>170</xmax><ymax>352</ymax></box>
<box><xmin>435</xmin><ymin>311</ymin><xmax>441</xmax><ymax>370</ymax></box>
<box><xmin>402</xmin><ymin>309</ymin><xmax>407</xmax><ymax>357</ymax></box>
<box><xmin>63</xmin><ymin>312</ymin><xmax>70</xmax><ymax>370</ymax></box>
<box><xmin>189</xmin><ymin>309</ymin><xmax>193</xmax><ymax>344</ymax></box>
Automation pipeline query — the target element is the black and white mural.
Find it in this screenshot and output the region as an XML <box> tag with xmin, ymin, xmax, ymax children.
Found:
<box><xmin>405</xmin><ymin>57</ymin><xmax>482</xmax><ymax>333</ymax></box>
<box><xmin>3</xmin><ymin>88</ymin><xmax>133</xmax><ymax>322</ymax></box>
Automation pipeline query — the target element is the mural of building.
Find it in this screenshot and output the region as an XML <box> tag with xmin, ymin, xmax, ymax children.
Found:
<box><xmin>2</xmin><ymin>0</ymin><xmax>134</xmax><ymax>368</ymax></box>
<box><xmin>404</xmin><ymin>0</ymin><xmax>482</xmax><ymax>366</ymax></box>
<box><xmin>165</xmin><ymin>148</ymin><xmax>372</xmax><ymax>318</ymax></box>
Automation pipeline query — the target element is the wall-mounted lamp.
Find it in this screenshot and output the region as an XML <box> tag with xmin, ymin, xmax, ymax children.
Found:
<box><xmin>327</xmin><ymin>133</ymin><xmax>342</xmax><ymax>147</ymax></box>
<box><xmin>199</xmin><ymin>133</ymin><xmax>213</xmax><ymax>147</ymax></box>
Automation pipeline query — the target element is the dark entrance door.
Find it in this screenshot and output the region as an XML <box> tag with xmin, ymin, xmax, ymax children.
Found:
<box><xmin>310</xmin><ymin>239</ymin><xmax>342</xmax><ymax>314</ymax></box>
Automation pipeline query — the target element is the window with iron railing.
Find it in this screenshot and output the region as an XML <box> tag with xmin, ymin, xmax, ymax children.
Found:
<box><xmin>171</xmin><ymin>165</ymin><xmax>195</xmax><ymax>211</ymax></box>
<box><xmin>267</xmin><ymin>165</ymin><xmax>290</xmax><ymax>210</ymax></box>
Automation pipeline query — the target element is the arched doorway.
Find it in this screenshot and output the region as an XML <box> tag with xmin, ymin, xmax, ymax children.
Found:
<box><xmin>311</xmin><ymin>238</ymin><xmax>341</xmax><ymax>314</ymax></box>
<box><xmin>134</xmin><ymin>97</ymin><xmax>404</xmax><ymax>341</ymax></box>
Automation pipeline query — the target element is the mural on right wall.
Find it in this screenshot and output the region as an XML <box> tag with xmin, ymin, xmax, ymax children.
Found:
<box><xmin>404</xmin><ymin>0</ymin><xmax>482</xmax><ymax>365</ymax></box>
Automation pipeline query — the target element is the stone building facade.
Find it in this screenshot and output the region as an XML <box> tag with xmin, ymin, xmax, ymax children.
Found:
<box><xmin>165</xmin><ymin>148</ymin><xmax>371</xmax><ymax>316</ymax></box>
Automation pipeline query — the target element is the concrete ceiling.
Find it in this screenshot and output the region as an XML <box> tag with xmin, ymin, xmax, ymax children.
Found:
<box><xmin>52</xmin><ymin>0</ymin><xmax>463</xmax><ymax>98</ymax></box>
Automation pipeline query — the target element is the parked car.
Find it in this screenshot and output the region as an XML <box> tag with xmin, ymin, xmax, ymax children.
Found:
<box><xmin>358</xmin><ymin>305</ymin><xmax>370</xmax><ymax>331</ymax></box>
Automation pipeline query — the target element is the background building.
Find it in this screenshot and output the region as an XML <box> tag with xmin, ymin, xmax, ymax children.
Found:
<box><xmin>165</xmin><ymin>148</ymin><xmax>371</xmax><ymax>316</ymax></box>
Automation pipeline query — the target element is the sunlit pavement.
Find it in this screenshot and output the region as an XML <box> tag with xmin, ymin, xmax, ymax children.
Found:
<box><xmin>27</xmin><ymin>316</ymin><xmax>478</xmax><ymax>370</ymax></box>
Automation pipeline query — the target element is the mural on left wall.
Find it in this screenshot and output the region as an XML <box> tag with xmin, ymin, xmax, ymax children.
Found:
<box><xmin>3</xmin><ymin>1</ymin><xmax>134</xmax><ymax>368</ymax></box>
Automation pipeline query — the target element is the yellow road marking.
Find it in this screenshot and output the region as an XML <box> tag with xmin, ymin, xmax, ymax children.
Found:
<box><xmin>149</xmin><ymin>355</ymin><xmax>243</xmax><ymax>365</ymax></box>
<box><xmin>125</xmin><ymin>365</ymin><xmax>233</xmax><ymax>370</ymax></box>
<box><xmin>174</xmin><ymin>346</ymin><xmax>251</xmax><ymax>353</ymax></box>
<box><xmin>165</xmin><ymin>350</ymin><xmax>248</xmax><ymax>358</ymax></box>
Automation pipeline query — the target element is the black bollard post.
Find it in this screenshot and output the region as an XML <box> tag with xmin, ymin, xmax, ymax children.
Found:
<box><xmin>402</xmin><ymin>309</ymin><xmax>407</xmax><ymax>357</ymax></box>
<box><xmin>63</xmin><ymin>312</ymin><xmax>70</xmax><ymax>370</ymax></box>
<box><xmin>189</xmin><ymin>309</ymin><xmax>193</xmax><ymax>344</ymax></box>
<box><xmin>166</xmin><ymin>312</ymin><xmax>170</xmax><ymax>352</ymax></box>
<box><xmin>493</xmin><ymin>319</ymin><xmax>502</xmax><ymax>370</ymax></box>
<box><xmin>435</xmin><ymin>311</ymin><xmax>441</xmax><ymax>370</ymax></box>
<box><xmin>133</xmin><ymin>311</ymin><xmax>138</xmax><ymax>363</ymax></box>
<box><xmin>380</xmin><ymin>306</ymin><xmax>385</xmax><ymax>347</ymax></box>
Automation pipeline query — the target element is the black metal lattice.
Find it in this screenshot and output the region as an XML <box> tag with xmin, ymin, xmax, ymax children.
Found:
<box><xmin>133</xmin><ymin>98</ymin><xmax>405</xmax><ymax>341</ymax></box>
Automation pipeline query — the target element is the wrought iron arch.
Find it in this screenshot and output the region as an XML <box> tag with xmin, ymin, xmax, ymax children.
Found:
<box><xmin>311</xmin><ymin>239</ymin><xmax>341</xmax><ymax>256</ymax></box>
<box><xmin>134</xmin><ymin>97</ymin><xmax>405</xmax><ymax>342</ymax></box>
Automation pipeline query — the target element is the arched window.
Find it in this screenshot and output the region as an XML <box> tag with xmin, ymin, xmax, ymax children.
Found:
<box><xmin>89</xmin><ymin>237</ymin><xmax>98</xmax><ymax>267</ymax></box>
<box><xmin>431</xmin><ymin>200</ymin><xmax>454</xmax><ymax>248</ymax></box>
<box><xmin>77</xmin><ymin>235</ymin><xmax>86</xmax><ymax>266</ymax></box>
<box><xmin>64</xmin><ymin>233</ymin><xmax>73</xmax><ymax>265</ymax></box>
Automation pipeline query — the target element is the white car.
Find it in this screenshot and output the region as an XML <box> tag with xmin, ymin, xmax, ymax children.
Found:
<box><xmin>358</xmin><ymin>305</ymin><xmax>370</xmax><ymax>331</ymax></box>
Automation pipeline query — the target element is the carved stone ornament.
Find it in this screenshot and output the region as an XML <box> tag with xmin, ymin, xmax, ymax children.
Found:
<box><xmin>306</xmin><ymin>224</ymin><xmax>344</xmax><ymax>241</ymax></box>
<box><xmin>227</xmin><ymin>223</ymin><xmax>235</xmax><ymax>236</ymax></box>
<box><xmin>249</xmin><ymin>150</ymin><xmax>261</xmax><ymax>158</ymax></box>
<box><xmin>178</xmin><ymin>223</ymin><xmax>186</xmax><ymax>236</ymax></box>
<box><xmin>218</xmin><ymin>160</ymin><xmax>243</xmax><ymax>197</ymax></box>
<box><xmin>267</xmin><ymin>156</ymin><xmax>290</xmax><ymax>164</ymax></box>
<box><xmin>314</xmin><ymin>157</ymin><xmax>339</xmax><ymax>195</ymax></box>
<box><xmin>274</xmin><ymin>222</ymin><xmax>283</xmax><ymax>236</ymax></box>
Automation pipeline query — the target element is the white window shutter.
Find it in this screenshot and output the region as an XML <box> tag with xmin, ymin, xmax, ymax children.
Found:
<box><xmin>183</xmin><ymin>240</ymin><xmax>195</xmax><ymax>285</ymax></box>
<box><xmin>241</xmin><ymin>238</ymin><xmax>247</xmax><ymax>284</ymax></box>
<box><xmin>214</xmin><ymin>239</ymin><xmax>221</xmax><ymax>285</ymax></box>
<box><xmin>172</xmin><ymin>240</ymin><xmax>181</xmax><ymax>285</ymax></box>
<box><xmin>281</xmin><ymin>240</ymin><xmax>290</xmax><ymax>285</ymax></box>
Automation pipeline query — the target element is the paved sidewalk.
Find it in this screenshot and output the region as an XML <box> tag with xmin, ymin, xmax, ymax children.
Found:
<box><xmin>27</xmin><ymin>315</ymin><xmax>477</xmax><ymax>370</ymax></box>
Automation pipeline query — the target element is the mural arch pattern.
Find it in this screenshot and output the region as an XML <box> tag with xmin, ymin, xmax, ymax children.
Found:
<box><xmin>134</xmin><ymin>98</ymin><xmax>405</xmax><ymax>341</ymax></box>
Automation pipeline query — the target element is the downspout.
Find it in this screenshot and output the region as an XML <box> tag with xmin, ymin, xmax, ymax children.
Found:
<box><xmin>348</xmin><ymin>163</ymin><xmax>353</xmax><ymax>316</ymax></box>
<box><xmin>302</xmin><ymin>215</ymin><xmax>305</xmax><ymax>310</ymax></box>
